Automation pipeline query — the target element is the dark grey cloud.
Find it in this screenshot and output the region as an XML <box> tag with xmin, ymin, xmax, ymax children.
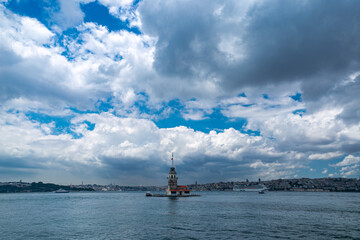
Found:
<box><xmin>237</xmin><ymin>1</ymin><xmax>360</xmax><ymax>83</ymax></box>
<box><xmin>0</xmin><ymin>156</ymin><xmax>45</xmax><ymax>169</ymax></box>
<box><xmin>0</xmin><ymin>155</ymin><xmax>46</xmax><ymax>181</ymax></box>
<box><xmin>176</xmin><ymin>155</ymin><xmax>255</xmax><ymax>183</ymax></box>
<box><xmin>172</xmin><ymin>150</ymin><xmax>294</xmax><ymax>183</ymax></box>
<box><xmin>340</xmin><ymin>143</ymin><xmax>360</xmax><ymax>155</ymax></box>
<box><xmin>97</xmin><ymin>156</ymin><xmax>168</xmax><ymax>184</ymax></box>
<box><xmin>0</xmin><ymin>167</ymin><xmax>37</xmax><ymax>180</ymax></box>
<box><xmin>139</xmin><ymin>0</ymin><xmax>360</xmax><ymax>95</ymax></box>
<box><xmin>139</xmin><ymin>1</ymin><xmax>225</xmax><ymax>79</ymax></box>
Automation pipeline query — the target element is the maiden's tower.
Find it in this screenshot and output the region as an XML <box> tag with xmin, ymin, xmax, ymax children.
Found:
<box><xmin>146</xmin><ymin>153</ymin><xmax>198</xmax><ymax>197</ymax></box>
<box><xmin>166</xmin><ymin>153</ymin><xmax>191</xmax><ymax>196</ymax></box>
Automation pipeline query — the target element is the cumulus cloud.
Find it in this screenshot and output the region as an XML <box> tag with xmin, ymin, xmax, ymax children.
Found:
<box><xmin>249</xmin><ymin>160</ymin><xmax>298</xmax><ymax>180</ymax></box>
<box><xmin>51</xmin><ymin>0</ymin><xmax>92</xmax><ymax>32</ymax></box>
<box><xmin>0</xmin><ymin>5</ymin><xmax>90</xmax><ymax>107</ymax></box>
<box><xmin>0</xmin><ymin>5</ymin><xmax>156</xmax><ymax>112</ymax></box>
<box><xmin>221</xmin><ymin>91</ymin><xmax>304</xmax><ymax>123</ymax></box>
<box><xmin>333</xmin><ymin>155</ymin><xmax>360</xmax><ymax>167</ymax></box>
<box><xmin>1</xmin><ymin>110</ymin><xmax>312</xmax><ymax>184</ymax></box>
<box><xmin>255</xmin><ymin>108</ymin><xmax>360</xmax><ymax>154</ymax></box>
<box><xmin>97</xmin><ymin>0</ymin><xmax>140</xmax><ymax>27</ymax></box>
<box><xmin>309</xmin><ymin>152</ymin><xmax>342</xmax><ymax>160</ymax></box>
<box><xmin>329</xmin><ymin>155</ymin><xmax>360</xmax><ymax>178</ymax></box>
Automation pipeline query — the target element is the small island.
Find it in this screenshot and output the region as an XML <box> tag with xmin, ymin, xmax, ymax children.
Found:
<box><xmin>146</xmin><ymin>153</ymin><xmax>199</xmax><ymax>197</ymax></box>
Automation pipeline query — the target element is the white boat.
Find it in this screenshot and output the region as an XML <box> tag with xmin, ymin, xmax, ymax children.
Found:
<box><xmin>54</xmin><ymin>188</ymin><xmax>69</xmax><ymax>193</ymax></box>
<box><xmin>233</xmin><ymin>184</ymin><xmax>267</xmax><ymax>192</ymax></box>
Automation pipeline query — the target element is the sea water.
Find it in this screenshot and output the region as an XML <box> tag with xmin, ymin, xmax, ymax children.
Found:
<box><xmin>0</xmin><ymin>191</ymin><xmax>359</xmax><ymax>239</ymax></box>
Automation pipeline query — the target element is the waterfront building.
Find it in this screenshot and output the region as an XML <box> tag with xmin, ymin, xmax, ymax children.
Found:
<box><xmin>166</xmin><ymin>153</ymin><xmax>191</xmax><ymax>196</ymax></box>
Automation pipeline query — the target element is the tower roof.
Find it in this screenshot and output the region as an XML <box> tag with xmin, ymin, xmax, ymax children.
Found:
<box><xmin>169</xmin><ymin>166</ymin><xmax>176</xmax><ymax>174</ymax></box>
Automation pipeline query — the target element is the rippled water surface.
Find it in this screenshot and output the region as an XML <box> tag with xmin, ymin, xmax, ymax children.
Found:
<box><xmin>0</xmin><ymin>191</ymin><xmax>359</xmax><ymax>239</ymax></box>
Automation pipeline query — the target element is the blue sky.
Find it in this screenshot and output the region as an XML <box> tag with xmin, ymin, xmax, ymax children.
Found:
<box><xmin>0</xmin><ymin>0</ymin><xmax>360</xmax><ymax>185</ymax></box>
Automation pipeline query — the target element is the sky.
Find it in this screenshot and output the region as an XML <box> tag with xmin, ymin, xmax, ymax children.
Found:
<box><xmin>0</xmin><ymin>0</ymin><xmax>360</xmax><ymax>185</ymax></box>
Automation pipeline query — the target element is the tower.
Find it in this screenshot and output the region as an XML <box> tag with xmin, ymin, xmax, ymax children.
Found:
<box><xmin>166</xmin><ymin>153</ymin><xmax>178</xmax><ymax>195</ymax></box>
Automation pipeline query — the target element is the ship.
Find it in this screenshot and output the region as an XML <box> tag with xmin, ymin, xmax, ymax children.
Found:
<box><xmin>233</xmin><ymin>184</ymin><xmax>267</xmax><ymax>192</ymax></box>
<box><xmin>54</xmin><ymin>188</ymin><xmax>69</xmax><ymax>193</ymax></box>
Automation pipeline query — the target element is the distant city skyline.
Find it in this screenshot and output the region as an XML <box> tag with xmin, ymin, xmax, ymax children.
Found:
<box><xmin>0</xmin><ymin>0</ymin><xmax>360</xmax><ymax>185</ymax></box>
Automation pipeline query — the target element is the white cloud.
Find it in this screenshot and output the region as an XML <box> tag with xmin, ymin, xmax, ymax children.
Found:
<box><xmin>333</xmin><ymin>155</ymin><xmax>360</xmax><ymax>167</ymax></box>
<box><xmin>0</xmin><ymin>6</ymin><xmax>54</xmax><ymax>47</ymax></box>
<box><xmin>249</xmin><ymin>160</ymin><xmax>297</xmax><ymax>180</ymax></box>
<box><xmin>0</xmin><ymin>6</ymin><xmax>156</xmax><ymax>112</ymax></box>
<box><xmin>51</xmin><ymin>0</ymin><xmax>91</xmax><ymax>32</ymax></box>
<box><xmin>0</xmin><ymin>6</ymin><xmax>86</xmax><ymax>106</ymax></box>
<box><xmin>181</xmin><ymin>110</ymin><xmax>207</xmax><ymax>121</ymax></box>
<box><xmin>339</xmin><ymin>165</ymin><xmax>359</xmax><ymax>177</ymax></box>
<box><xmin>309</xmin><ymin>152</ymin><xmax>342</xmax><ymax>160</ymax></box>
<box><xmin>222</xmin><ymin>96</ymin><xmax>303</xmax><ymax>122</ymax></box>
<box><xmin>330</xmin><ymin>155</ymin><xmax>360</xmax><ymax>178</ymax></box>
<box><xmin>97</xmin><ymin>0</ymin><xmax>140</xmax><ymax>27</ymax></box>
<box><xmin>258</xmin><ymin>108</ymin><xmax>347</xmax><ymax>148</ymax></box>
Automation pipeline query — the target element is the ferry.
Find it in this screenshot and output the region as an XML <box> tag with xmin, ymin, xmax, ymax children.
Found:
<box><xmin>233</xmin><ymin>184</ymin><xmax>267</xmax><ymax>192</ymax></box>
<box><xmin>54</xmin><ymin>188</ymin><xmax>69</xmax><ymax>193</ymax></box>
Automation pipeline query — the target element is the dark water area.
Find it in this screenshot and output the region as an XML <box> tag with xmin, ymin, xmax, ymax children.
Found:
<box><xmin>0</xmin><ymin>191</ymin><xmax>359</xmax><ymax>239</ymax></box>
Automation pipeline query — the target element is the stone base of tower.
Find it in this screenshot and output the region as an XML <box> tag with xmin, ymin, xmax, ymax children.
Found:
<box><xmin>166</xmin><ymin>185</ymin><xmax>191</xmax><ymax>196</ymax></box>
<box><xmin>146</xmin><ymin>193</ymin><xmax>200</xmax><ymax>197</ymax></box>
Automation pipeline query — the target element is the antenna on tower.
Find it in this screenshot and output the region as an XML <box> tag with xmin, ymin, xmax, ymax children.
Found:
<box><xmin>171</xmin><ymin>152</ymin><xmax>174</xmax><ymax>168</ymax></box>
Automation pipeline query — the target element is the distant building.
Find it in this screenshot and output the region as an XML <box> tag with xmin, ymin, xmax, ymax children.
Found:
<box><xmin>166</xmin><ymin>153</ymin><xmax>191</xmax><ymax>196</ymax></box>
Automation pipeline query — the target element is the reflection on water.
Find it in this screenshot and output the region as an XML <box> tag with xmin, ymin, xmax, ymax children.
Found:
<box><xmin>165</xmin><ymin>198</ymin><xmax>178</xmax><ymax>238</ymax></box>
<box><xmin>167</xmin><ymin>197</ymin><xmax>178</xmax><ymax>215</ymax></box>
